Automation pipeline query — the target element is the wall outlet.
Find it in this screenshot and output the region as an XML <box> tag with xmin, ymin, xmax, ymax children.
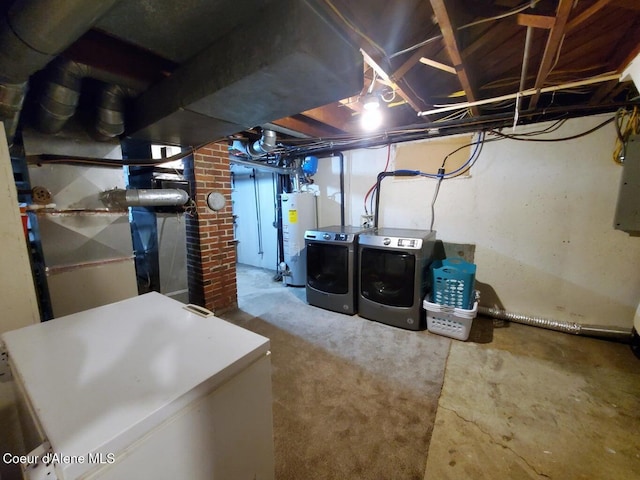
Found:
<box><xmin>361</xmin><ymin>215</ymin><xmax>374</xmax><ymax>228</ymax></box>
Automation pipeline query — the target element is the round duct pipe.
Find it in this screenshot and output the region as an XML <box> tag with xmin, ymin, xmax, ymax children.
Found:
<box><xmin>94</xmin><ymin>84</ymin><xmax>128</xmax><ymax>141</ymax></box>
<box><xmin>36</xmin><ymin>59</ymin><xmax>83</xmax><ymax>134</ymax></box>
<box><xmin>0</xmin><ymin>81</ymin><xmax>27</xmax><ymax>140</ymax></box>
<box><xmin>247</xmin><ymin>129</ymin><xmax>277</xmax><ymax>157</ymax></box>
<box><xmin>36</xmin><ymin>58</ymin><xmax>144</xmax><ymax>137</ymax></box>
<box><xmin>0</xmin><ymin>0</ymin><xmax>121</xmax><ymax>143</ymax></box>
<box><xmin>101</xmin><ymin>189</ymin><xmax>189</xmax><ymax>208</ymax></box>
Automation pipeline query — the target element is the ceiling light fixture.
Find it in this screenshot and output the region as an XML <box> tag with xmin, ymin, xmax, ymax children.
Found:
<box><xmin>361</xmin><ymin>92</ymin><xmax>382</xmax><ymax>130</ymax></box>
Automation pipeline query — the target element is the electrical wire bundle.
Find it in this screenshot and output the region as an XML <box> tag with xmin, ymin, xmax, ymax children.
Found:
<box><xmin>613</xmin><ymin>107</ymin><xmax>639</xmax><ymax>164</ymax></box>
<box><xmin>363</xmin><ymin>132</ymin><xmax>486</xmax><ymax>230</ymax></box>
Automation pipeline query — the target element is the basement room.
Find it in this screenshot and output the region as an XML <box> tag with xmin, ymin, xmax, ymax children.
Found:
<box><xmin>1</xmin><ymin>1</ymin><xmax>639</xmax><ymax>479</ymax></box>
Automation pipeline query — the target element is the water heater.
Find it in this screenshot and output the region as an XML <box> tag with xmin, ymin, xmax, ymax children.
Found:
<box><xmin>280</xmin><ymin>192</ymin><xmax>317</xmax><ymax>286</ymax></box>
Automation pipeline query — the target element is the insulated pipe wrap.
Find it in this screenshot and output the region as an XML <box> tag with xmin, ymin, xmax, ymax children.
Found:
<box><xmin>101</xmin><ymin>189</ymin><xmax>189</xmax><ymax>208</ymax></box>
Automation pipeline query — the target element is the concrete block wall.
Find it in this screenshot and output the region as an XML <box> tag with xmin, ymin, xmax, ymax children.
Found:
<box><xmin>186</xmin><ymin>142</ymin><xmax>237</xmax><ymax>314</ymax></box>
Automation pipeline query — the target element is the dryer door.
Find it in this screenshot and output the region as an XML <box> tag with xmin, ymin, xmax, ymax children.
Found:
<box><xmin>306</xmin><ymin>242</ymin><xmax>349</xmax><ymax>294</ymax></box>
<box><xmin>360</xmin><ymin>247</ymin><xmax>415</xmax><ymax>307</ymax></box>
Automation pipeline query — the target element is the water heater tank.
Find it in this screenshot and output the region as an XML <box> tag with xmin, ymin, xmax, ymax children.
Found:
<box><xmin>281</xmin><ymin>192</ymin><xmax>317</xmax><ymax>286</ymax></box>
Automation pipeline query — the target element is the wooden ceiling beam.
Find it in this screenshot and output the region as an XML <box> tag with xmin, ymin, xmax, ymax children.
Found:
<box><xmin>588</xmin><ymin>79</ymin><xmax>623</xmax><ymax>105</ymax></box>
<box><xmin>517</xmin><ymin>14</ymin><xmax>555</xmax><ymax>30</ymax></box>
<box><xmin>300</xmin><ymin>104</ymin><xmax>357</xmax><ymax>133</ymax></box>
<box><xmin>529</xmin><ymin>0</ymin><xmax>574</xmax><ymax>110</ymax></box>
<box><xmin>429</xmin><ymin>0</ymin><xmax>480</xmax><ymax>115</ymax></box>
<box><xmin>271</xmin><ymin>117</ymin><xmax>341</xmax><ymax>138</ymax></box>
<box><xmin>461</xmin><ymin>23</ymin><xmax>506</xmax><ymax>59</ymax></box>
<box><xmin>419</xmin><ymin>57</ymin><xmax>456</xmax><ymax>74</ymax></box>
<box><xmin>361</xmin><ymin>49</ymin><xmax>425</xmax><ymax>113</ymax></box>
<box><xmin>566</xmin><ymin>0</ymin><xmax>615</xmax><ymax>32</ymax></box>
<box><xmin>391</xmin><ymin>43</ymin><xmax>432</xmax><ymax>81</ymax></box>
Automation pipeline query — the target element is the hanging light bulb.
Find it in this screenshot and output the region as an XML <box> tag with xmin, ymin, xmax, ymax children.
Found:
<box><xmin>361</xmin><ymin>92</ymin><xmax>382</xmax><ymax>130</ymax></box>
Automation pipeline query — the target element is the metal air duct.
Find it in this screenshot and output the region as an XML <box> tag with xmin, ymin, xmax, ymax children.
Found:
<box><xmin>0</xmin><ymin>0</ymin><xmax>121</xmax><ymax>144</ymax></box>
<box><xmin>36</xmin><ymin>59</ymin><xmax>83</xmax><ymax>134</ymax></box>
<box><xmin>35</xmin><ymin>58</ymin><xmax>145</xmax><ymax>137</ymax></box>
<box><xmin>247</xmin><ymin>129</ymin><xmax>277</xmax><ymax>157</ymax></box>
<box><xmin>129</xmin><ymin>0</ymin><xmax>363</xmax><ymax>147</ymax></box>
<box><xmin>94</xmin><ymin>84</ymin><xmax>130</xmax><ymax>141</ymax></box>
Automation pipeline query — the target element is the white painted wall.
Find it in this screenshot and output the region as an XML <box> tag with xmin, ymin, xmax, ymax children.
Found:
<box><xmin>231</xmin><ymin>166</ymin><xmax>279</xmax><ymax>270</ymax></box>
<box><xmin>314</xmin><ymin>115</ymin><xmax>640</xmax><ymax>328</ymax></box>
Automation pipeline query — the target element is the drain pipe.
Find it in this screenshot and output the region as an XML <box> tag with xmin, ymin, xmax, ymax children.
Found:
<box><xmin>0</xmin><ymin>0</ymin><xmax>121</xmax><ymax>144</ymax></box>
<box><xmin>478</xmin><ymin>305</ymin><xmax>633</xmax><ymax>342</ymax></box>
<box><xmin>374</xmin><ymin>170</ymin><xmax>421</xmax><ymax>228</ymax></box>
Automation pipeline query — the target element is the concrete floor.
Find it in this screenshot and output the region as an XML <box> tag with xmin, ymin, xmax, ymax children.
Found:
<box><xmin>233</xmin><ymin>264</ymin><xmax>640</xmax><ymax>479</ymax></box>
<box><xmin>425</xmin><ymin>319</ymin><xmax>640</xmax><ymax>479</ymax></box>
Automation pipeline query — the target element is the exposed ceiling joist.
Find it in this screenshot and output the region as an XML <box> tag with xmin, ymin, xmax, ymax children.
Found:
<box><xmin>517</xmin><ymin>13</ymin><xmax>555</xmax><ymax>29</ymax></box>
<box><xmin>588</xmin><ymin>79</ymin><xmax>621</xmax><ymax>105</ymax></box>
<box><xmin>419</xmin><ymin>57</ymin><xmax>456</xmax><ymax>74</ymax></box>
<box><xmin>566</xmin><ymin>0</ymin><xmax>615</xmax><ymax>32</ymax></box>
<box><xmin>391</xmin><ymin>44</ymin><xmax>432</xmax><ymax>81</ymax></box>
<box><xmin>461</xmin><ymin>23</ymin><xmax>505</xmax><ymax>60</ymax></box>
<box><xmin>429</xmin><ymin>0</ymin><xmax>480</xmax><ymax>115</ymax></box>
<box><xmin>361</xmin><ymin>49</ymin><xmax>425</xmax><ymax>113</ymax></box>
<box><xmin>271</xmin><ymin>116</ymin><xmax>341</xmax><ymax>139</ymax></box>
<box><xmin>301</xmin><ymin>104</ymin><xmax>357</xmax><ymax>133</ymax></box>
<box><xmin>529</xmin><ymin>0</ymin><xmax>574</xmax><ymax>110</ymax></box>
<box><xmin>418</xmin><ymin>73</ymin><xmax>620</xmax><ymax>117</ymax></box>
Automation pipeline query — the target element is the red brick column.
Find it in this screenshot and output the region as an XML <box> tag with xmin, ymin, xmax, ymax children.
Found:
<box><xmin>186</xmin><ymin>141</ymin><xmax>237</xmax><ymax>314</ymax></box>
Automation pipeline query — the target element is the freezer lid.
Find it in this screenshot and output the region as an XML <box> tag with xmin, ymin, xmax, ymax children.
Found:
<box><xmin>2</xmin><ymin>292</ymin><xmax>270</xmax><ymax>479</ymax></box>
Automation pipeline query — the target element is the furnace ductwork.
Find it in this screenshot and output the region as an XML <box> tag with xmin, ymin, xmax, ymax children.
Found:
<box><xmin>247</xmin><ymin>129</ymin><xmax>277</xmax><ymax>157</ymax></box>
<box><xmin>0</xmin><ymin>0</ymin><xmax>121</xmax><ymax>144</ymax></box>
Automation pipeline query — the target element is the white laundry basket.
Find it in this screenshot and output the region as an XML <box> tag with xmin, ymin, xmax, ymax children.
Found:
<box><xmin>423</xmin><ymin>297</ymin><xmax>478</xmax><ymax>341</ymax></box>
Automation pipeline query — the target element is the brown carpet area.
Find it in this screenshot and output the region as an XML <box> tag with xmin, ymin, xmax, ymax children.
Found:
<box><xmin>220</xmin><ymin>265</ymin><xmax>451</xmax><ymax>480</ymax></box>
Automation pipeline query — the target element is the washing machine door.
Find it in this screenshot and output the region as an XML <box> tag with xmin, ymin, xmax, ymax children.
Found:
<box><xmin>306</xmin><ymin>242</ymin><xmax>349</xmax><ymax>294</ymax></box>
<box><xmin>360</xmin><ymin>247</ymin><xmax>415</xmax><ymax>307</ymax></box>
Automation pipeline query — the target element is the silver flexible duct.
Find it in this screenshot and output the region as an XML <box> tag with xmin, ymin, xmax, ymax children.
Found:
<box><xmin>478</xmin><ymin>305</ymin><xmax>633</xmax><ymax>341</ymax></box>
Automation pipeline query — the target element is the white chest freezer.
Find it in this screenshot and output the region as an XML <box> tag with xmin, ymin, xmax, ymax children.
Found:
<box><xmin>1</xmin><ymin>292</ymin><xmax>274</xmax><ymax>480</ymax></box>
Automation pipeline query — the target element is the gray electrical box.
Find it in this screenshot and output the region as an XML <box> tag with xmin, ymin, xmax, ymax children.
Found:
<box><xmin>614</xmin><ymin>135</ymin><xmax>640</xmax><ymax>235</ymax></box>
